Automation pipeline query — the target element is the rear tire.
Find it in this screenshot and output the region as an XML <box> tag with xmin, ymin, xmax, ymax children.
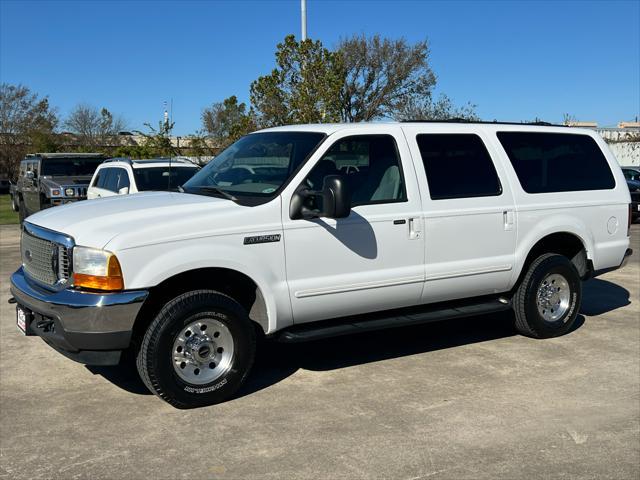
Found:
<box><xmin>513</xmin><ymin>253</ymin><xmax>582</xmax><ymax>338</ymax></box>
<box><xmin>136</xmin><ymin>290</ymin><xmax>256</xmax><ymax>408</ymax></box>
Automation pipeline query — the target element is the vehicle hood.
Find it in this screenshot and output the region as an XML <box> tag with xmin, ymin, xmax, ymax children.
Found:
<box><xmin>26</xmin><ymin>192</ymin><xmax>245</xmax><ymax>249</ymax></box>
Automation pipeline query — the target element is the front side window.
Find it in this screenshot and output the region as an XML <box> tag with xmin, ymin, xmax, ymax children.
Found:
<box><xmin>104</xmin><ymin>168</ymin><xmax>125</xmax><ymax>192</ymax></box>
<box><xmin>417</xmin><ymin>134</ymin><xmax>502</xmax><ymax>200</ymax></box>
<box><xmin>97</xmin><ymin>168</ymin><xmax>113</xmax><ymax>190</ymax></box>
<box><xmin>305</xmin><ymin>134</ymin><xmax>406</xmax><ymax>207</ymax></box>
<box><xmin>91</xmin><ymin>170</ymin><xmax>102</xmax><ymax>187</ymax></box>
<box><xmin>183</xmin><ymin>132</ymin><xmax>326</xmax><ymax>202</ymax></box>
<box><xmin>497</xmin><ymin>132</ymin><xmax>615</xmax><ymax>193</ymax></box>
<box><xmin>133</xmin><ymin>167</ymin><xmax>198</xmax><ymax>191</ymax></box>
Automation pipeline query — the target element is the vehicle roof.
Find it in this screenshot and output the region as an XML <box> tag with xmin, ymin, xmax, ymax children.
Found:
<box><xmin>100</xmin><ymin>158</ymin><xmax>198</xmax><ymax>169</ymax></box>
<box><xmin>25</xmin><ymin>153</ymin><xmax>106</xmax><ymax>159</ymax></box>
<box><xmin>255</xmin><ymin>121</ymin><xmax>596</xmax><ymax>136</ymax></box>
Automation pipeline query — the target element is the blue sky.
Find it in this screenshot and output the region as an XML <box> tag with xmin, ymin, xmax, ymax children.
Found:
<box><xmin>1</xmin><ymin>0</ymin><xmax>638</xmax><ymax>135</ymax></box>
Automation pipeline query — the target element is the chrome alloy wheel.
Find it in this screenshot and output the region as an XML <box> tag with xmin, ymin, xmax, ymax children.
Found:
<box><xmin>172</xmin><ymin>319</ymin><xmax>235</xmax><ymax>385</ymax></box>
<box><xmin>536</xmin><ymin>273</ymin><xmax>571</xmax><ymax>322</ymax></box>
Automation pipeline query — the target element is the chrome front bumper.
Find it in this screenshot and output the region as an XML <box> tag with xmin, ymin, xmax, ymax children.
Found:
<box><xmin>10</xmin><ymin>267</ymin><xmax>148</xmax><ymax>364</ymax></box>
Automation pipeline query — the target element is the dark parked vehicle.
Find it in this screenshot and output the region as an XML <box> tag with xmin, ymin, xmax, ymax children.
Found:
<box><xmin>622</xmin><ymin>166</ymin><xmax>640</xmax><ymax>182</ymax></box>
<box><xmin>627</xmin><ymin>178</ymin><xmax>640</xmax><ymax>223</ymax></box>
<box><xmin>14</xmin><ymin>153</ymin><xmax>106</xmax><ymax>223</ymax></box>
<box><xmin>0</xmin><ymin>178</ymin><xmax>11</xmax><ymax>194</ymax></box>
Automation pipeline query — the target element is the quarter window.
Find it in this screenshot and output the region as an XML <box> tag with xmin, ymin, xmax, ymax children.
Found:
<box><xmin>497</xmin><ymin>132</ymin><xmax>615</xmax><ymax>193</ymax></box>
<box><xmin>305</xmin><ymin>135</ymin><xmax>406</xmax><ymax>207</ymax></box>
<box><xmin>416</xmin><ymin>134</ymin><xmax>502</xmax><ymax>200</ymax></box>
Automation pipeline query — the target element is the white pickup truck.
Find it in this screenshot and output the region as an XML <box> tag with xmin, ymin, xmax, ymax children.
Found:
<box><xmin>10</xmin><ymin>122</ymin><xmax>632</xmax><ymax>408</ymax></box>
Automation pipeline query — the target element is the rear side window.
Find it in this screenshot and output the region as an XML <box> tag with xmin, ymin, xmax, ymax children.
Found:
<box><xmin>416</xmin><ymin>134</ymin><xmax>502</xmax><ymax>200</ymax></box>
<box><xmin>497</xmin><ymin>132</ymin><xmax>615</xmax><ymax>193</ymax></box>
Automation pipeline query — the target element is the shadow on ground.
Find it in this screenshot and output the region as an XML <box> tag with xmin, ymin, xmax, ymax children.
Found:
<box><xmin>87</xmin><ymin>277</ymin><xmax>630</xmax><ymax>399</ymax></box>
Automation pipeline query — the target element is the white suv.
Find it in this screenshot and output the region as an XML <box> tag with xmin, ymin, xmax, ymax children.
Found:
<box><xmin>10</xmin><ymin>122</ymin><xmax>633</xmax><ymax>408</ymax></box>
<box><xmin>87</xmin><ymin>157</ymin><xmax>199</xmax><ymax>199</ymax></box>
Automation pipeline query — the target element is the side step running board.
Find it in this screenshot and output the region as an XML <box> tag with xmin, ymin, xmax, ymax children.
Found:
<box><xmin>276</xmin><ymin>297</ymin><xmax>512</xmax><ymax>343</ymax></box>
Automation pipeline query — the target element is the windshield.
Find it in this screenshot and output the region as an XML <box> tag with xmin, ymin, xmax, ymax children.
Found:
<box><xmin>41</xmin><ymin>158</ymin><xmax>104</xmax><ymax>176</ymax></box>
<box><xmin>183</xmin><ymin>132</ymin><xmax>325</xmax><ymax>200</ymax></box>
<box><xmin>133</xmin><ymin>166</ymin><xmax>199</xmax><ymax>191</ymax></box>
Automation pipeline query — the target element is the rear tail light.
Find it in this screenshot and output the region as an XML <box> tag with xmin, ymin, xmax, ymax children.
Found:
<box><xmin>628</xmin><ymin>203</ymin><xmax>632</xmax><ymax>236</ymax></box>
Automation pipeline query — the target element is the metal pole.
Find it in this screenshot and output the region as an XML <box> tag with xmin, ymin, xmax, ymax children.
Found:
<box><xmin>301</xmin><ymin>0</ymin><xmax>307</xmax><ymax>40</ymax></box>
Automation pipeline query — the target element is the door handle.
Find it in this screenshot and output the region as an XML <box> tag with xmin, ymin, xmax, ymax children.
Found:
<box><xmin>408</xmin><ymin>217</ymin><xmax>421</xmax><ymax>240</ymax></box>
<box><xmin>503</xmin><ymin>210</ymin><xmax>515</xmax><ymax>231</ymax></box>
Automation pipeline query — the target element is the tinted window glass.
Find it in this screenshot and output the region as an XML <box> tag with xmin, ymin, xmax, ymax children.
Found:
<box><xmin>96</xmin><ymin>168</ymin><xmax>111</xmax><ymax>189</ymax></box>
<box><xmin>118</xmin><ymin>169</ymin><xmax>130</xmax><ymax>190</ymax></box>
<box><xmin>92</xmin><ymin>170</ymin><xmax>101</xmax><ymax>187</ymax></box>
<box><xmin>184</xmin><ymin>132</ymin><xmax>325</xmax><ymax>198</ymax></box>
<box><xmin>134</xmin><ymin>167</ymin><xmax>198</xmax><ymax>191</ymax></box>
<box><xmin>417</xmin><ymin>134</ymin><xmax>501</xmax><ymax>200</ymax></box>
<box><xmin>40</xmin><ymin>158</ymin><xmax>103</xmax><ymax>176</ymax></box>
<box><xmin>497</xmin><ymin>132</ymin><xmax>615</xmax><ymax>193</ymax></box>
<box><xmin>306</xmin><ymin>135</ymin><xmax>406</xmax><ymax>207</ymax></box>
<box><xmin>105</xmin><ymin>168</ymin><xmax>120</xmax><ymax>192</ymax></box>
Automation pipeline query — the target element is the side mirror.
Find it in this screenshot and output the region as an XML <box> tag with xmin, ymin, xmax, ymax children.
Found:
<box><xmin>290</xmin><ymin>175</ymin><xmax>351</xmax><ymax>220</ymax></box>
<box><xmin>118</xmin><ymin>186</ymin><xmax>129</xmax><ymax>195</ymax></box>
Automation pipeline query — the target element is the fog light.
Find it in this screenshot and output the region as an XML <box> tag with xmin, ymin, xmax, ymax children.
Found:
<box><xmin>65</xmin><ymin>187</ymin><xmax>75</xmax><ymax>196</ymax></box>
<box><xmin>51</xmin><ymin>189</ymin><xmax>61</xmax><ymax>196</ymax></box>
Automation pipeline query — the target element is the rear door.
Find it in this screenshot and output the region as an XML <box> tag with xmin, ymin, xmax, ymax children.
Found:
<box><xmin>403</xmin><ymin>126</ymin><xmax>517</xmax><ymax>303</ymax></box>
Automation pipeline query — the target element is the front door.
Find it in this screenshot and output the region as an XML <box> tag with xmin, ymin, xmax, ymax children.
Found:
<box><xmin>282</xmin><ymin>128</ymin><xmax>425</xmax><ymax>323</ymax></box>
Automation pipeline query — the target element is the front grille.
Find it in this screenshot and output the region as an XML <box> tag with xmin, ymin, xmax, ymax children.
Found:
<box><xmin>58</xmin><ymin>245</ymin><xmax>70</xmax><ymax>279</ymax></box>
<box><xmin>22</xmin><ymin>231</ymin><xmax>57</xmax><ymax>285</ymax></box>
<box><xmin>21</xmin><ymin>230</ymin><xmax>71</xmax><ymax>287</ymax></box>
<box><xmin>78</xmin><ymin>187</ymin><xmax>87</xmax><ymax>197</ymax></box>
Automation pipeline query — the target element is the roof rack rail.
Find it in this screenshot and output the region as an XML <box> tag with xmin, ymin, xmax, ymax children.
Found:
<box><xmin>103</xmin><ymin>157</ymin><xmax>133</xmax><ymax>164</ymax></box>
<box><xmin>399</xmin><ymin>119</ymin><xmax>567</xmax><ymax>127</ymax></box>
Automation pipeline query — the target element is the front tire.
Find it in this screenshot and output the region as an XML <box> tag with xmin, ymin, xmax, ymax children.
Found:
<box><xmin>136</xmin><ymin>290</ymin><xmax>256</xmax><ymax>408</ymax></box>
<box><xmin>513</xmin><ymin>253</ymin><xmax>582</xmax><ymax>338</ymax></box>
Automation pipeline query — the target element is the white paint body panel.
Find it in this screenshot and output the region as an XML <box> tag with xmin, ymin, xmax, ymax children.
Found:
<box><xmin>25</xmin><ymin>123</ymin><xmax>631</xmax><ymax>334</ymax></box>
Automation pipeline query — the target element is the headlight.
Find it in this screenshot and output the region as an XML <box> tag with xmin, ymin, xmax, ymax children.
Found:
<box><xmin>65</xmin><ymin>187</ymin><xmax>75</xmax><ymax>196</ymax></box>
<box><xmin>72</xmin><ymin>246</ymin><xmax>124</xmax><ymax>291</ymax></box>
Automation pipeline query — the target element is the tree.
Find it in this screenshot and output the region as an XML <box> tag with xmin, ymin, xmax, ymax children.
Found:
<box><xmin>135</xmin><ymin>119</ymin><xmax>176</xmax><ymax>157</ymax></box>
<box><xmin>337</xmin><ymin>34</ymin><xmax>477</xmax><ymax>122</ymax></box>
<box><xmin>64</xmin><ymin>103</ymin><xmax>126</xmax><ymax>149</ymax></box>
<box><xmin>250</xmin><ymin>35</ymin><xmax>344</xmax><ymax>126</ymax></box>
<box><xmin>202</xmin><ymin>96</ymin><xmax>256</xmax><ymax>147</ymax></box>
<box><xmin>395</xmin><ymin>94</ymin><xmax>479</xmax><ymax>121</ymax></box>
<box><xmin>0</xmin><ymin>83</ymin><xmax>58</xmax><ymax>179</ymax></box>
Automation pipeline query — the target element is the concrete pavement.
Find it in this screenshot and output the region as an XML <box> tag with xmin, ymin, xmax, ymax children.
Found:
<box><xmin>1</xmin><ymin>224</ymin><xmax>638</xmax><ymax>479</ymax></box>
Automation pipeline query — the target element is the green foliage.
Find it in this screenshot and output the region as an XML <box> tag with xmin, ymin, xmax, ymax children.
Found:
<box><xmin>134</xmin><ymin>120</ymin><xmax>176</xmax><ymax>158</ymax></box>
<box><xmin>0</xmin><ymin>195</ymin><xmax>19</xmax><ymax>225</ymax></box>
<box><xmin>0</xmin><ymin>83</ymin><xmax>59</xmax><ymax>179</ymax></box>
<box><xmin>250</xmin><ymin>35</ymin><xmax>344</xmax><ymax>126</ymax></box>
<box><xmin>202</xmin><ymin>96</ymin><xmax>256</xmax><ymax>148</ymax></box>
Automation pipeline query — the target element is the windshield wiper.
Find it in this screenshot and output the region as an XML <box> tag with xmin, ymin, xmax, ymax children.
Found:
<box><xmin>195</xmin><ymin>186</ymin><xmax>238</xmax><ymax>202</ymax></box>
